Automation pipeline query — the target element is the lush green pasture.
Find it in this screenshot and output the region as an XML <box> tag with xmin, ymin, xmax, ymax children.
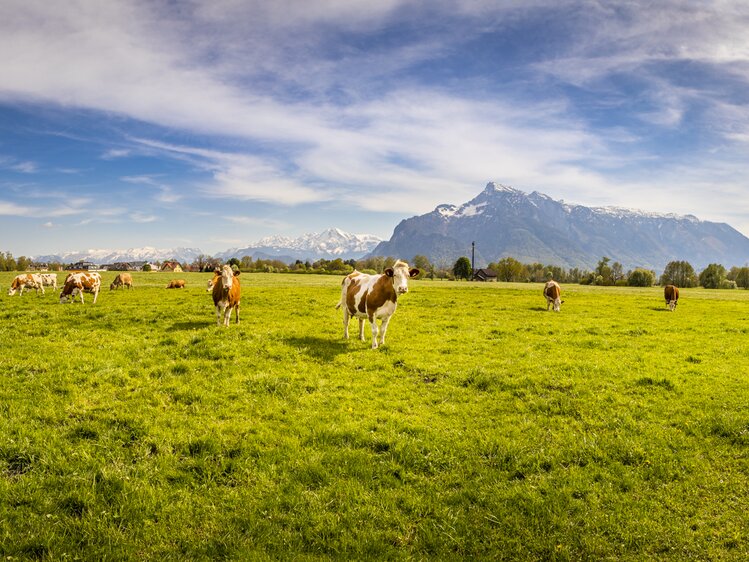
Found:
<box><xmin>1</xmin><ymin>271</ymin><xmax>748</xmax><ymax>560</ymax></box>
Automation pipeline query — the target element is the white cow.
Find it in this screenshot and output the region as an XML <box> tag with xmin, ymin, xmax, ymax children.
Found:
<box><xmin>40</xmin><ymin>273</ymin><xmax>58</xmax><ymax>291</ymax></box>
<box><xmin>335</xmin><ymin>260</ymin><xmax>419</xmax><ymax>349</ymax></box>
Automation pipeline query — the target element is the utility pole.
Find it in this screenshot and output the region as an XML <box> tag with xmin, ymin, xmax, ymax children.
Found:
<box><xmin>471</xmin><ymin>241</ymin><xmax>475</xmax><ymax>279</ymax></box>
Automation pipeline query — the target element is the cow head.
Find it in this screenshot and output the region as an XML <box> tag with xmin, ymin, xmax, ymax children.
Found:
<box><xmin>220</xmin><ymin>265</ymin><xmax>234</xmax><ymax>292</ymax></box>
<box><xmin>668</xmin><ymin>299</ymin><xmax>677</xmax><ymax>311</ymax></box>
<box><xmin>59</xmin><ymin>284</ymin><xmax>78</xmax><ymax>303</ymax></box>
<box><xmin>384</xmin><ymin>260</ymin><xmax>420</xmax><ymax>295</ymax></box>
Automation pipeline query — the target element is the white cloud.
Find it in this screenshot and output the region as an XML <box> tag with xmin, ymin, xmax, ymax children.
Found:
<box><xmin>101</xmin><ymin>149</ymin><xmax>132</xmax><ymax>160</ymax></box>
<box><xmin>0</xmin><ymin>200</ymin><xmax>35</xmax><ymax>216</ymax></box>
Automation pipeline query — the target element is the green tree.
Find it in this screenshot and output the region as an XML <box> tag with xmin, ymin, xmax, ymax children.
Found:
<box><xmin>496</xmin><ymin>257</ymin><xmax>525</xmax><ymax>282</ymax></box>
<box><xmin>227</xmin><ymin>257</ymin><xmax>241</xmax><ymax>270</ymax></box>
<box><xmin>595</xmin><ymin>257</ymin><xmax>613</xmax><ymax>285</ymax></box>
<box><xmin>660</xmin><ymin>260</ymin><xmax>697</xmax><ymax>288</ymax></box>
<box><xmin>627</xmin><ymin>268</ymin><xmax>655</xmax><ymax>287</ymax></box>
<box><xmin>453</xmin><ymin>256</ymin><xmax>472</xmax><ymax>280</ymax></box>
<box><xmin>734</xmin><ymin>267</ymin><xmax>749</xmax><ymax>289</ymax></box>
<box><xmin>411</xmin><ymin>255</ymin><xmax>432</xmax><ymax>279</ymax></box>
<box><xmin>699</xmin><ymin>263</ymin><xmax>727</xmax><ymax>289</ymax></box>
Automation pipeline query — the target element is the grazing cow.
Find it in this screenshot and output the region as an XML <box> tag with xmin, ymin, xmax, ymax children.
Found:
<box><xmin>543</xmin><ymin>280</ymin><xmax>563</xmax><ymax>312</ymax></box>
<box><xmin>110</xmin><ymin>272</ymin><xmax>133</xmax><ymax>290</ymax></box>
<box><xmin>335</xmin><ymin>260</ymin><xmax>419</xmax><ymax>349</ymax></box>
<box><xmin>40</xmin><ymin>273</ymin><xmax>58</xmax><ymax>291</ymax></box>
<box><xmin>59</xmin><ymin>271</ymin><xmax>101</xmax><ymax>304</ymax></box>
<box><xmin>212</xmin><ymin>265</ymin><xmax>241</xmax><ymax>327</ymax></box>
<box><xmin>7</xmin><ymin>273</ymin><xmax>45</xmax><ymax>296</ymax></box>
<box><xmin>664</xmin><ymin>285</ymin><xmax>679</xmax><ymax>311</ymax></box>
<box><xmin>166</xmin><ymin>279</ymin><xmax>186</xmax><ymax>289</ymax></box>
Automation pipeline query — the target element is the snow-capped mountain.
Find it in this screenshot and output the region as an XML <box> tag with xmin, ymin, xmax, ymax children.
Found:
<box><xmin>216</xmin><ymin>228</ymin><xmax>382</xmax><ymax>261</ymax></box>
<box><xmin>32</xmin><ymin>247</ymin><xmax>203</xmax><ymax>265</ymax></box>
<box><xmin>31</xmin><ymin>229</ymin><xmax>381</xmax><ymax>265</ymax></box>
<box><xmin>370</xmin><ymin>182</ymin><xmax>749</xmax><ymax>271</ymax></box>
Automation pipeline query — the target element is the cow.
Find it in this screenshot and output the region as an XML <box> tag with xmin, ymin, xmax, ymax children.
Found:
<box><xmin>212</xmin><ymin>265</ymin><xmax>240</xmax><ymax>327</ymax></box>
<box><xmin>59</xmin><ymin>271</ymin><xmax>101</xmax><ymax>304</ymax></box>
<box><xmin>110</xmin><ymin>272</ymin><xmax>133</xmax><ymax>290</ymax></box>
<box><xmin>40</xmin><ymin>273</ymin><xmax>58</xmax><ymax>291</ymax></box>
<box><xmin>206</xmin><ymin>271</ymin><xmax>220</xmax><ymax>292</ymax></box>
<box><xmin>335</xmin><ymin>260</ymin><xmax>419</xmax><ymax>349</ymax></box>
<box><xmin>543</xmin><ymin>280</ymin><xmax>563</xmax><ymax>312</ymax></box>
<box><xmin>7</xmin><ymin>273</ymin><xmax>45</xmax><ymax>296</ymax></box>
<box><xmin>664</xmin><ymin>285</ymin><xmax>679</xmax><ymax>311</ymax></box>
<box><xmin>166</xmin><ymin>279</ymin><xmax>186</xmax><ymax>289</ymax></box>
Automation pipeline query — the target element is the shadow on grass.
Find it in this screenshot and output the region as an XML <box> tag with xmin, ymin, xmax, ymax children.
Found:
<box><xmin>283</xmin><ymin>336</ymin><xmax>351</xmax><ymax>361</ymax></box>
<box><xmin>650</xmin><ymin>307</ymin><xmax>673</xmax><ymax>312</ymax></box>
<box><xmin>170</xmin><ymin>321</ymin><xmax>213</xmax><ymax>330</ymax></box>
<box><xmin>531</xmin><ymin>306</ymin><xmax>551</xmax><ymax>312</ymax></box>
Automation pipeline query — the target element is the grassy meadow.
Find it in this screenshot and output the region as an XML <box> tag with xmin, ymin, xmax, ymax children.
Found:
<box><xmin>1</xmin><ymin>270</ymin><xmax>748</xmax><ymax>560</ymax></box>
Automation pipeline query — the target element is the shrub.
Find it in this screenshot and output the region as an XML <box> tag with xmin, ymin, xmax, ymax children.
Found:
<box><xmin>719</xmin><ymin>279</ymin><xmax>737</xmax><ymax>290</ymax></box>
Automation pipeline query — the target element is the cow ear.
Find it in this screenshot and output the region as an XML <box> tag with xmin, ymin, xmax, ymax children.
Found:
<box><xmin>409</xmin><ymin>268</ymin><xmax>420</xmax><ymax>278</ymax></box>
<box><xmin>384</xmin><ymin>268</ymin><xmax>394</xmax><ymax>277</ymax></box>
<box><xmin>234</xmin><ymin>270</ymin><xmax>241</xmax><ymax>276</ymax></box>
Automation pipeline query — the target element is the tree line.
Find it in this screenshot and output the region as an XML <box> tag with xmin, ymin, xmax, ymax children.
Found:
<box><xmin>2</xmin><ymin>249</ymin><xmax>748</xmax><ymax>288</ymax></box>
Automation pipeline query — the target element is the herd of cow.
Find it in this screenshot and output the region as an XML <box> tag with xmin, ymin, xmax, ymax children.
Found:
<box><xmin>6</xmin><ymin>261</ymin><xmax>682</xmax><ymax>348</ymax></box>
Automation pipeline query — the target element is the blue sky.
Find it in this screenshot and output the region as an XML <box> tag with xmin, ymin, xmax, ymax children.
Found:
<box><xmin>2</xmin><ymin>0</ymin><xmax>749</xmax><ymax>257</ymax></box>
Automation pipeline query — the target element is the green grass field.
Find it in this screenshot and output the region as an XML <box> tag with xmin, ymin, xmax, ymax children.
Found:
<box><xmin>1</xmin><ymin>271</ymin><xmax>748</xmax><ymax>560</ymax></box>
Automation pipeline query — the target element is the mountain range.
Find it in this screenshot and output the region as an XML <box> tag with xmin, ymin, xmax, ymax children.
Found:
<box><xmin>32</xmin><ymin>228</ymin><xmax>382</xmax><ymax>265</ymax></box>
<box><xmin>369</xmin><ymin>182</ymin><xmax>749</xmax><ymax>271</ymax></box>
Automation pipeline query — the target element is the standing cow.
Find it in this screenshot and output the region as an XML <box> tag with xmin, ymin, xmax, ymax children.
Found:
<box><xmin>664</xmin><ymin>285</ymin><xmax>679</xmax><ymax>311</ymax></box>
<box><xmin>110</xmin><ymin>272</ymin><xmax>133</xmax><ymax>290</ymax></box>
<box><xmin>543</xmin><ymin>280</ymin><xmax>563</xmax><ymax>312</ymax></box>
<box><xmin>40</xmin><ymin>273</ymin><xmax>58</xmax><ymax>291</ymax></box>
<box><xmin>336</xmin><ymin>260</ymin><xmax>419</xmax><ymax>349</ymax></box>
<box><xmin>7</xmin><ymin>273</ymin><xmax>45</xmax><ymax>296</ymax></box>
<box><xmin>59</xmin><ymin>271</ymin><xmax>101</xmax><ymax>304</ymax></box>
<box><xmin>212</xmin><ymin>265</ymin><xmax>241</xmax><ymax>327</ymax></box>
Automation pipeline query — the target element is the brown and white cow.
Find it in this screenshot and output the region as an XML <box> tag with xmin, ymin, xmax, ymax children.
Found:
<box><xmin>335</xmin><ymin>260</ymin><xmax>419</xmax><ymax>349</ymax></box>
<box><xmin>166</xmin><ymin>279</ymin><xmax>186</xmax><ymax>289</ymax></box>
<box><xmin>206</xmin><ymin>271</ymin><xmax>220</xmax><ymax>292</ymax></box>
<box><xmin>543</xmin><ymin>280</ymin><xmax>563</xmax><ymax>312</ymax></box>
<box><xmin>40</xmin><ymin>273</ymin><xmax>58</xmax><ymax>291</ymax></box>
<box><xmin>212</xmin><ymin>265</ymin><xmax>240</xmax><ymax>327</ymax></box>
<box><xmin>110</xmin><ymin>272</ymin><xmax>133</xmax><ymax>290</ymax></box>
<box><xmin>59</xmin><ymin>271</ymin><xmax>101</xmax><ymax>304</ymax></box>
<box><xmin>664</xmin><ymin>285</ymin><xmax>679</xmax><ymax>311</ymax></box>
<box><xmin>8</xmin><ymin>273</ymin><xmax>45</xmax><ymax>296</ymax></box>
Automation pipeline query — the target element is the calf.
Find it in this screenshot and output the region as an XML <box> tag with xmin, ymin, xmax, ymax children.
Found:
<box><xmin>8</xmin><ymin>273</ymin><xmax>45</xmax><ymax>296</ymax></box>
<box><xmin>110</xmin><ymin>272</ymin><xmax>133</xmax><ymax>290</ymax></box>
<box><xmin>40</xmin><ymin>273</ymin><xmax>58</xmax><ymax>291</ymax></box>
<box><xmin>212</xmin><ymin>265</ymin><xmax>241</xmax><ymax>327</ymax></box>
<box><xmin>166</xmin><ymin>279</ymin><xmax>186</xmax><ymax>289</ymax></box>
<box><xmin>59</xmin><ymin>271</ymin><xmax>101</xmax><ymax>304</ymax></box>
<box><xmin>335</xmin><ymin>260</ymin><xmax>419</xmax><ymax>349</ymax></box>
<box><xmin>664</xmin><ymin>285</ymin><xmax>679</xmax><ymax>311</ymax></box>
<box><xmin>543</xmin><ymin>280</ymin><xmax>563</xmax><ymax>312</ymax></box>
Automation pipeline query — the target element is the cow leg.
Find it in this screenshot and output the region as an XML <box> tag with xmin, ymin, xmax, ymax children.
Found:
<box><xmin>216</xmin><ymin>304</ymin><xmax>223</xmax><ymax>326</ymax></box>
<box><xmin>223</xmin><ymin>305</ymin><xmax>231</xmax><ymax>327</ymax></box>
<box><xmin>358</xmin><ymin>318</ymin><xmax>365</xmax><ymax>341</ymax></box>
<box><xmin>92</xmin><ymin>289</ymin><xmax>98</xmax><ymax>304</ymax></box>
<box><xmin>370</xmin><ymin>317</ymin><xmax>379</xmax><ymax>349</ymax></box>
<box><xmin>379</xmin><ymin>316</ymin><xmax>392</xmax><ymax>347</ymax></box>
<box><xmin>342</xmin><ymin>309</ymin><xmax>350</xmax><ymax>339</ymax></box>
<box><xmin>234</xmin><ymin>303</ymin><xmax>240</xmax><ymax>324</ymax></box>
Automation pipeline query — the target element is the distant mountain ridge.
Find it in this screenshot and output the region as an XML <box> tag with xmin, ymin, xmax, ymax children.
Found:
<box><xmin>216</xmin><ymin>228</ymin><xmax>381</xmax><ymax>262</ymax></box>
<box><xmin>369</xmin><ymin>182</ymin><xmax>749</xmax><ymax>271</ymax></box>
<box><xmin>31</xmin><ymin>228</ymin><xmax>381</xmax><ymax>264</ymax></box>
